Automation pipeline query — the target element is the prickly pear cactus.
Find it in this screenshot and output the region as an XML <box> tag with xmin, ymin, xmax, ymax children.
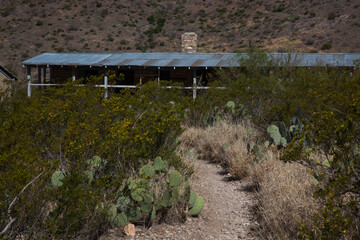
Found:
<box><xmin>140</xmin><ymin>196</ymin><xmax>153</xmax><ymax>213</ymax></box>
<box><xmin>139</xmin><ymin>164</ymin><xmax>155</xmax><ymax>178</ymax></box>
<box><xmin>226</xmin><ymin>100</ymin><xmax>236</xmax><ymax>113</ymax></box>
<box><xmin>127</xmin><ymin>206</ymin><xmax>142</xmax><ymax>221</ymax></box>
<box><xmin>280</xmin><ymin>137</ymin><xmax>288</xmax><ymax>147</ymax></box>
<box><xmin>322</xmin><ymin>159</ymin><xmax>331</xmax><ymax>168</ymax></box>
<box><xmin>117</xmin><ymin>196</ymin><xmax>131</xmax><ymax>212</ymax></box>
<box><xmin>84</xmin><ymin>170</ymin><xmax>94</xmax><ymax>184</ymax></box>
<box><xmin>253</xmin><ymin>144</ymin><xmax>264</xmax><ymax>161</ymax></box>
<box><xmin>114</xmin><ymin>162</ymin><xmax>204</xmax><ymax>226</ymax></box>
<box><xmin>161</xmin><ymin>190</ymin><xmax>172</xmax><ymax>208</ymax></box>
<box><xmin>267</xmin><ymin>125</ymin><xmax>288</xmax><ymax>147</ymax></box>
<box><xmin>88</xmin><ymin>156</ymin><xmax>101</xmax><ymax>168</ymax></box>
<box><xmin>51</xmin><ymin>170</ymin><xmax>66</xmax><ymax>187</ymax></box>
<box><xmin>169</xmin><ymin>187</ymin><xmax>180</xmax><ymax>206</ymax></box>
<box><xmin>276</xmin><ymin>122</ymin><xmax>287</xmax><ymax>138</ymax></box>
<box><xmin>188</xmin><ymin>193</ymin><xmax>204</xmax><ymax>216</ymax></box>
<box><xmin>113</xmin><ymin>212</ymin><xmax>128</xmax><ymax>227</ymax></box>
<box><xmin>154</xmin><ymin>156</ymin><xmax>168</xmax><ymax>172</ymax></box>
<box><xmin>267</xmin><ymin>125</ymin><xmax>281</xmax><ymax>146</ymax></box>
<box><xmin>127</xmin><ymin>177</ymin><xmax>136</xmax><ymax>190</ymax></box>
<box><xmin>188</xmin><ymin>191</ymin><xmax>197</xmax><ymax>209</ymax></box>
<box><xmin>131</xmin><ymin>188</ymin><xmax>146</xmax><ymax>202</ymax></box>
<box><xmin>107</xmin><ymin>204</ymin><xmax>118</xmax><ymax>221</ymax></box>
<box><xmin>169</xmin><ymin>171</ymin><xmax>183</xmax><ymax>187</ymax></box>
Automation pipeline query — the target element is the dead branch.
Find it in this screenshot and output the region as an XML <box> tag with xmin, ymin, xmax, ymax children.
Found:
<box><xmin>0</xmin><ymin>171</ymin><xmax>44</xmax><ymax>236</ymax></box>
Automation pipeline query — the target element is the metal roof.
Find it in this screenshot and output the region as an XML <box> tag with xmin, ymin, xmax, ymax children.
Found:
<box><xmin>22</xmin><ymin>52</ymin><xmax>360</xmax><ymax>68</ymax></box>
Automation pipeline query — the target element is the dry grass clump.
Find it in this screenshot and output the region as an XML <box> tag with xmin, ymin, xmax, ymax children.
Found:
<box><xmin>180</xmin><ymin>120</ymin><xmax>318</xmax><ymax>239</ymax></box>
<box><xmin>180</xmin><ymin>120</ymin><xmax>257</xmax><ymax>179</ymax></box>
<box><xmin>253</xmin><ymin>153</ymin><xmax>318</xmax><ymax>239</ymax></box>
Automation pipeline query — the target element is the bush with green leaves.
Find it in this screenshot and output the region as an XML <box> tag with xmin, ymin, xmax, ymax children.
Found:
<box><xmin>281</xmin><ymin>70</ymin><xmax>360</xmax><ymax>239</ymax></box>
<box><xmin>213</xmin><ymin>49</ymin><xmax>360</xmax><ymax>238</ymax></box>
<box><xmin>0</xmin><ymin>78</ymin><xmax>190</xmax><ymax>239</ymax></box>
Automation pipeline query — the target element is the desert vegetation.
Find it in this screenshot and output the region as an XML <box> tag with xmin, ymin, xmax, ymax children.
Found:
<box><xmin>180</xmin><ymin>50</ymin><xmax>360</xmax><ymax>239</ymax></box>
<box><xmin>1</xmin><ymin>51</ymin><xmax>360</xmax><ymax>239</ymax></box>
<box><xmin>0</xmin><ymin>79</ymin><xmax>204</xmax><ymax>239</ymax></box>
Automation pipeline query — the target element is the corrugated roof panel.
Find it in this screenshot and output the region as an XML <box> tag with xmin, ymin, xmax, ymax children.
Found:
<box><xmin>143</xmin><ymin>59</ymin><xmax>158</xmax><ymax>66</ymax></box>
<box><xmin>191</xmin><ymin>59</ymin><xmax>205</xmax><ymax>67</ymax></box>
<box><xmin>110</xmin><ymin>59</ymin><xmax>133</xmax><ymax>66</ymax></box>
<box><xmin>157</xmin><ymin>58</ymin><xmax>169</xmax><ymax>66</ymax></box>
<box><xmin>211</xmin><ymin>54</ymin><xmax>224</xmax><ymax>60</ymax></box>
<box><xmin>167</xmin><ymin>59</ymin><xmax>180</xmax><ymax>66</ymax></box>
<box><xmin>22</xmin><ymin>52</ymin><xmax>360</xmax><ymax>68</ymax></box>
<box><xmin>174</xmin><ymin>59</ymin><xmax>198</xmax><ymax>67</ymax></box>
<box><xmin>129</xmin><ymin>59</ymin><xmax>150</xmax><ymax>66</ymax></box>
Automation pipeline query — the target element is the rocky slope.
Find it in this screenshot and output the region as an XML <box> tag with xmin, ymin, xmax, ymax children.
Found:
<box><xmin>1</xmin><ymin>0</ymin><xmax>359</xmax><ymax>78</ymax></box>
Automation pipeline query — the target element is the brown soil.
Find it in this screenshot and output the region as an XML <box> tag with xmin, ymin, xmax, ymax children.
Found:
<box><xmin>101</xmin><ymin>153</ymin><xmax>258</xmax><ymax>240</ymax></box>
<box><xmin>1</xmin><ymin>0</ymin><xmax>360</xmax><ymax>79</ymax></box>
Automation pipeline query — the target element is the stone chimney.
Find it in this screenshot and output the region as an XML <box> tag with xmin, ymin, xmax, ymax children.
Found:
<box><xmin>181</xmin><ymin>32</ymin><xmax>197</xmax><ymax>53</ymax></box>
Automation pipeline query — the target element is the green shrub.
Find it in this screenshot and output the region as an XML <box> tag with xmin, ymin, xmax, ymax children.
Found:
<box><xmin>321</xmin><ymin>43</ymin><xmax>332</xmax><ymax>50</ymax></box>
<box><xmin>0</xmin><ymin>79</ymin><xmax>188</xmax><ymax>238</ymax></box>
<box><xmin>212</xmin><ymin>49</ymin><xmax>360</xmax><ymax>238</ymax></box>
<box><xmin>282</xmin><ymin>72</ymin><xmax>360</xmax><ymax>239</ymax></box>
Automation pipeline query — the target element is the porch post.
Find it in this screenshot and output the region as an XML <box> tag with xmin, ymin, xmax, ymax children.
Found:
<box><xmin>139</xmin><ymin>68</ymin><xmax>142</xmax><ymax>90</ymax></box>
<box><xmin>157</xmin><ymin>67</ymin><xmax>160</xmax><ymax>84</ymax></box>
<box><xmin>193</xmin><ymin>69</ymin><xmax>197</xmax><ymax>100</ymax></box>
<box><xmin>72</xmin><ymin>67</ymin><xmax>76</xmax><ymax>81</ymax></box>
<box><xmin>27</xmin><ymin>66</ymin><xmax>31</xmax><ymax>97</ymax></box>
<box><xmin>104</xmin><ymin>68</ymin><xmax>108</xmax><ymax>99</ymax></box>
<box><xmin>37</xmin><ymin>66</ymin><xmax>41</xmax><ymax>89</ymax></box>
<box><xmin>43</xmin><ymin>66</ymin><xmax>46</xmax><ymax>82</ymax></box>
<box><xmin>43</xmin><ymin>66</ymin><xmax>47</xmax><ymax>88</ymax></box>
<box><xmin>49</xmin><ymin>66</ymin><xmax>53</xmax><ymax>84</ymax></box>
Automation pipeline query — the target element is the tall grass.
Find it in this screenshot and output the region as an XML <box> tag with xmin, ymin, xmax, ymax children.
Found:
<box><xmin>180</xmin><ymin>119</ymin><xmax>256</xmax><ymax>179</ymax></box>
<box><xmin>180</xmin><ymin>119</ymin><xmax>317</xmax><ymax>239</ymax></box>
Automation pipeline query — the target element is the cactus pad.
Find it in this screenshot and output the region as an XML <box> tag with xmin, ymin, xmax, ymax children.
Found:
<box><xmin>169</xmin><ymin>171</ymin><xmax>182</xmax><ymax>187</ymax></box>
<box><xmin>188</xmin><ymin>191</ymin><xmax>197</xmax><ymax>209</ymax></box>
<box><xmin>140</xmin><ymin>196</ymin><xmax>153</xmax><ymax>213</ymax></box>
<box><xmin>267</xmin><ymin>125</ymin><xmax>281</xmax><ymax>146</ymax></box>
<box><xmin>117</xmin><ymin>196</ymin><xmax>130</xmax><ymax>212</ymax></box>
<box><xmin>51</xmin><ymin>170</ymin><xmax>66</xmax><ymax>187</ymax></box>
<box><xmin>84</xmin><ymin>170</ymin><xmax>94</xmax><ymax>184</ymax></box>
<box><xmin>127</xmin><ymin>206</ymin><xmax>142</xmax><ymax>221</ymax></box>
<box><xmin>87</xmin><ymin>156</ymin><xmax>102</xmax><ymax>170</ymax></box>
<box><xmin>154</xmin><ymin>156</ymin><xmax>168</xmax><ymax>172</ymax></box>
<box><xmin>322</xmin><ymin>160</ymin><xmax>331</xmax><ymax>168</ymax></box>
<box><xmin>226</xmin><ymin>100</ymin><xmax>235</xmax><ymax>109</ymax></box>
<box><xmin>139</xmin><ymin>164</ymin><xmax>155</xmax><ymax>178</ymax></box>
<box><xmin>280</xmin><ymin>137</ymin><xmax>288</xmax><ymax>147</ymax></box>
<box><xmin>113</xmin><ymin>212</ymin><xmax>128</xmax><ymax>227</ymax></box>
<box><xmin>161</xmin><ymin>190</ymin><xmax>172</xmax><ymax>208</ymax></box>
<box><xmin>188</xmin><ymin>195</ymin><xmax>204</xmax><ymax>216</ymax></box>
<box><xmin>131</xmin><ymin>188</ymin><xmax>146</xmax><ymax>202</ymax></box>
<box><xmin>107</xmin><ymin>204</ymin><xmax>118</xmax><ymax>221</ymax></box>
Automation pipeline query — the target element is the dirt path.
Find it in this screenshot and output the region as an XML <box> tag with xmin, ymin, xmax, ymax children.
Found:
<box><xmin>102</xmin><ymin>157</ymin><xmax>258</xmax><ymax>240</ymax></box>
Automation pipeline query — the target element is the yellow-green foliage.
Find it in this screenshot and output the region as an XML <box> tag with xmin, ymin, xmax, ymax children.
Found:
<box><xmin>208</xmin><ymin>50</ymin><xmax>360</xmax><ymax>239</ymax></box>
<box><xmin>0</xmin><ymin>79</ymin><xmax>188</xmax><ymax>238</ymax></box>
<box><xmin>281</xmin><ymin>70</ymin><xmax>360</xmax><ymax>239</ymax></box>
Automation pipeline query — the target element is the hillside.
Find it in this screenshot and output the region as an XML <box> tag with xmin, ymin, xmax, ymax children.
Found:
<box><xmin>1</xmin><ymin>0</ymin><xmax>360</xmax><ymax>78</ymax></box>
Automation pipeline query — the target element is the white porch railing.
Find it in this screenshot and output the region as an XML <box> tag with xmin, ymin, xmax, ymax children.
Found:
<box><xmin>26</xmin><ymin>82</ymin><xmax>225</xmax><ymax>99</ymax></box>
